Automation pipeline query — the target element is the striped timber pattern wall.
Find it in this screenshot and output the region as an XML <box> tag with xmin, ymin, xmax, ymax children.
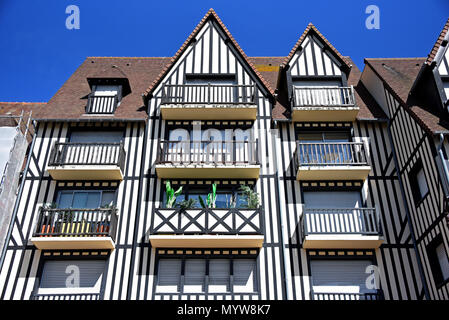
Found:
<box><xmin>288</xmin><ymin>34</ymin><xmax>343</xmax><ymax>78</ymax></box>
<box><xmin>132</xmin><ymin>19</ymin><xmax>284</xmax><ymax>300</ymax></box>
<box><xmin>277</xmin><ymin>120</ymin><xmax>424</xmax><ymax>300</ymax></box>
<box><xmin>384</xmin><ymin>89</ymin><xmax>449</xmax><ymax>299</ymax></box>
<box><xmin>0</xmin><ymin>121</ymin><xmax>145</xmax><ymax>300</ymax></box>
<box><xmin>437</xmin><ymin>45</ymin><xmax>449</xmax><ymax>77</ymax></box>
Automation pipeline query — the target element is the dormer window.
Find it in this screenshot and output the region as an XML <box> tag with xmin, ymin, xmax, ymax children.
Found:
<box><xmin>86</xmin><ymin>84</ymin><xmax>121</xmax><ymax>114</ymax></box>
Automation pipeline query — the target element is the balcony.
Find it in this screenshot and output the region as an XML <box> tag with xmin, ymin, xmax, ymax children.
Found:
<box><xmin>86</xmin><ymin>94</ymin><xmax>118</xmax><ymax>114</ymax></box>
<box><xmin>160</xmin><ymin>84</ymin><xmax>257</xmax><ymax>120</ymax></box>
<box><xmin>47</xmin><ymin>142</ymin><xmax>126</xmax><ymax>180</ymax></box>
<box><xmin>291</xmin><ymin>86</ymin><xmax>358</xmax><ymax>122</ymax></box>
<box><xmin>301</xmin><ymin>208</ymin><xmax>383</xmax><ymax>249</ymax></box>
<box><xmin>311</xmin><ymin>291</ymin><xmax>383</xmax><ymax>301</ymax></box>
<box><xmin>155</xmin><ymin>140</ymin><xmax>260</xmax><ymax>179</ymax></box>
<box><xmin>31</xmin><ymin>207</ymin><xmax>118</xmax><ymax>250</ymax></box>
<box><xmin>294</xmin><ymin>142</ymin><xmax>371</xmax><ymax>181</ymax></box>
<box><xmin>149</xmin><ymin>207</ymin><xmax>264</xmax><ymax>248</ymax></box>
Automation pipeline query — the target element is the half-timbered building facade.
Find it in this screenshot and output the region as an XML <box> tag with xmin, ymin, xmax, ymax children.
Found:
<box><xmin>0</xmin><ymin>9</ymin><xmax>448</xmax><ymax>300</ymax></box>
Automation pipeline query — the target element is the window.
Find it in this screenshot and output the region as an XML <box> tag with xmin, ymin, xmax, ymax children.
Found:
<box><xmin>69</xmin><ymin>130</ymin><xmax>124</xmax><ymax>144</ymax></box>
<box><xmin>37</xmin><ymin>259</ymin><xmax>105</xmax><ymax>295</ymax></box>
<box><xmin>427</xmin><ymin>235</ymin><xmax>449</xmax><ymax>286</ymax></box>
<box><xmin>185</xmin><ymin>74</ymin><xmax>237</xmax><ymax>103</ymax></box>
<box><xmin>310</xmin><ymin>259</ymin><xmax>376</xmax><ymax>295</ymax></box>
<box><xmin>304</xmin><ymin>191</ymin><xmax>362</xmax><ymax>209</ymax></box>
<box><xmin>409</xmin><ymin>160</ymin><xmax>429</xmax><ymax>205</ymax></box>
<box><xmin>93</xmin><ymin>85</ymin><xmax>120</xmax><ymax>97</ymax></box>
<box><xmin>56</xmin><ymin>190</ymin><xmax>116</xmax><ymax>209</ymax></box>
<box><xmin>442</xmin><ymin>78</ymin><xmax>449</xmax><ymax>105</ymax></box>
<box><xmin>292</xmin><ymin>78</ymin><xmax>345</xmax><ymax>106</ymax></box>
<box><xmin>156</xmin><ymin>258</ymin><xmax>258</xmax><ymax>294</ymax></box>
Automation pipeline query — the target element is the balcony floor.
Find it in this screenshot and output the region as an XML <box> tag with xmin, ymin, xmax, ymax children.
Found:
<box><xmin>160</xmin><ymin>103</ymin><xmax>257</xmax><ymax>120</ymax></box>
<box><xmin>31</xmin><ymin>236</ymin><xmax>116</xmax><ymax>250</ymax></box>
<box><xmin>155</xmin><ymin>164</ymin><xmax>260</xmax><ymax>179</ymax></box>
<box><xmin>47</xmin><ymin>165</ymin><xmax>124</xmax><ymax>180</ymax></box>
<box><xmin>292</xmin><ymin>107</ymin><xmax>359</xmax><ymax>122</ymax></box>
<box><xmin>303</xmin><ymin>235</ymin><xmax>384</xmax><ymax>249</ymax></box>
<box><xmin>296</xmin><ymin>165</ymin><xmax>371</xmax><ymax>181</ymax></box>
<box><xmin>149</xmin><ymin>235</ymin><xmax>264</xmax><ymax>248</ymax></box>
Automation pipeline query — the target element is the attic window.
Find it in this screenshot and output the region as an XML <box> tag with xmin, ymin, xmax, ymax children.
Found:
<box><xmin>86</xmin><ymin>84</ymin><xmax>122</xmax><ymax>114</ymax></box>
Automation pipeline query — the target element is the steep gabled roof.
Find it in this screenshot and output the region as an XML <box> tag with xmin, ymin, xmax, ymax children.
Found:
<box><xmin>142</xmin><ymin>8</ymin><xmax>275</xmax><ymax>100</ymax></box>
<box><xmin>426</xmin><ymin>17</ymin><xmax>449</xmax><ymax>66</ymax></box>
<box><xmin>281</xmin><ymin>23</ymin><xmax>352</xmax><ymax>71</ymax></box>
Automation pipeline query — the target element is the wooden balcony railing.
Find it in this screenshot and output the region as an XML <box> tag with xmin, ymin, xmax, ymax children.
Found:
<box><xmin>301</xmin><ymin>208</ymin><xmax>381</xmax><ymax>236</ymax></box>
<box><xmin>295</xmin><ymin>142</ymin><xmax>369</xmax><ymax>168</ymax></box>
<box><xmin>150</xmin><ymin>207</ymin><xmax>263</xmax><ymax>235</ymax></box>
<box><xmin>161</xmin><ymin>84</ymin><xmax>257</xmax><ymax>104</ymax></box>
<box><xmin>33</xmin><ymin>207</ymin><xmax>118</xmax><ymax>241</ymax></box>
<box><xmin>311</xmin><ymin>290</ymin><xmax>383</xmax><ymax>300</ymax></box>
<box><xmin>156</xmin><ymin>140</ymin><xmax>259</xmax><ymax>166</ymax></box>
<box><xmin>48</xmin><ymin>142</ymin><xmax>126</xmax><ymax>170</ymax></box>
<box><xmin>291</xmin><ymin>86</ymin><xmax>355</xmax><ymax>108</ymax></box>
<box><xmin>86</xmin><ymin>94</ymin><xmax>119</xmax><ymax>114</ymax></box>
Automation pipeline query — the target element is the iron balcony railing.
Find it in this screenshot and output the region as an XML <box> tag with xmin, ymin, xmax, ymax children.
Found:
<box><xmin>156</xmin><ymin>140</ymin><xmax>259</xmax><ymax>166</ymax></box>
<box><xmin>311</xmin><ymin>290</ymin><xmax>384</xmax><ymax>301</ymax></box>
<box><xmin>291</xmin><ymin>86</ymin><xmax>356</xmax><ymax>108</ymax></box>
<box><xmin>48</xmin><ymin>142</ymin><xmax>126</xmax><ymax>170</ymax></box>
<box><xmin>150</xmin><ymin>207</ymin><xmax>263</xmax><ymax>235</ymax></box>
<box><xmin>294</xmin><ymin>142</ymin><xmax>369</xmax><ymax>168</ymax></box>
<box><xmin>161</xmin><ymin>83</ymin><xmax>257</xmax><ymax>104</ymax></box>
<box><xmin>301</xmin><ymin>208</ymin><xmax>381</xmax><ymax>237</ymax></box>
<box><xmin>30</xmin><ymin>293</ymin><xmax>101</xmax><ymax>300</ymax></box>
<box><xmin>32</xmin><ymin>207</ymin><xmax>118</xmax><ymax>241</ymax></box>
<box><xmin>86</xmin><ymin>94</ymin><xmax>119</xmax><ymax>114</ymax></box>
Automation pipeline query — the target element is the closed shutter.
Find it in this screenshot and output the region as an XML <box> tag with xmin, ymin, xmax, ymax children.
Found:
<box><xmin>184</xmin><ymin>259</ymin><xmax>206</xmax><ymax>293</ymax></box>
<box><xmin>156</xmin><ymin>259</ymin><xmax>181</xmax><ymax>293</ymax></box>
<box><xmin>233</xmin><ymin>259</ymin><xmax>257</xmax><ymax>293</ymax></box>
<box><xmin>436</xmin><ymin>243</ymin><xmax>449</xmax><ymax>281</ymax></box>
<box><xmin>38</xmin><ymin>260</ymin><xmax>105</xmax><ymax>295</ymax></box>
<box><xmin>304</xmin><ymin>191</ymin><xmax>361</xmax><ymax>209</ymax></box>
<box><xmin>310</xmin><ymin>260</ymin><xmax>374</xmax><ymax>294</ymax></box>
<box><xmin>209</xmin><ymin>260</ymin><xmax>230</xmax><ymax>293</ymax></box>
<box><xmin>70</xmin><ymin>131</ymin><xmax>123</xmax><ymax>144</ymax></box>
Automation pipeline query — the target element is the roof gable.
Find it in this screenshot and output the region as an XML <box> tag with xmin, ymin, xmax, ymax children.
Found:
<box><xmin>426</xmin><ymin>18</ymin><xmax>449</xmax><ymax>66</ymax></box>
<box><xmin>142</xmin><ymin>9</ymin><xmax>274</xmax><ymax>101</ymax></box>
<box><xmin>281</xmin><ymin>23</ymin><xmax>351</xmax><ymax>72</ymax></box>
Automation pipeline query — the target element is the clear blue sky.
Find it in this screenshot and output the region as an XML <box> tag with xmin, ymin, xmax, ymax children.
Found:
<box><xmin>0</xmin><ymin>0</ymin><xmax>448</xmax><ymax>102</ymax></box>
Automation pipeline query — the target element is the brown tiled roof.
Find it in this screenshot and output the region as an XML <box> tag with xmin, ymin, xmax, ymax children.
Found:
<box><xmin>281</xmin><ymin>23</ymin><xmax>351</xmax><ymax>70</ymax></box>
<box><xmin>142</xmin><ymin>9</ymin><xmax>275</xmax><ymax>99</ymax></box>
<box><xmin>35</xmin><ymin>57</ymin><xmax>171</xmax><ymax>121</ymax></box>
<box><xmin>0</xmin><ymin>102</ymin><xmax>44</xmax><ymax>127</ymax></box>
<box><xmin>365</xmin><ymin>58</ymin><xmax>424</xmax><ymax>103</ymax></box>
<box><xmin>364</xmin><ymin>57</ymin><xmax>449</xmax><ymax>134</ymax></box>
<box><xmin>426</xmin><ymin>18</ymin><xmax>449</xmax><ymax>66</ymax></box>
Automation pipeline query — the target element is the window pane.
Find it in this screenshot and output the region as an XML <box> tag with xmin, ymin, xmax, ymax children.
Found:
<box><xmin>86</xmin><ymin>192</ymin><xmax>101</xmax><ymax>209</ymax></box>
<box><xmin>101</xmin><ymin>192</ymin><xmax>115</xmax><ymax>208</ymax></box>
<box><xmin>417</xmin><ymin>169</ymin><xmax>429</xmax><ymax>198</ymax></box>
<box><xmin>215</xmin><ymin>193</ymin><xmax>234</xmax><ymax>208</ymax></box>
<box><xmin>58</xmin><ymin>192</ymin><xmax>73</xmax><ymax>209</ymax></box>
<box><xmin>233</xmin><ymin>259</ymin><xmax>257</xmax><ymax>293</ymax></box>
<box><xmin>72</xmin><ymin>192</ymin><xmax>88</xmax><ymax>208</ymax></box>
<box><xmin>157</xmin><ymin>259</ymin><xmax>181</xmax><ymax>293</ymax></box>
<box><xmin>437</xmin><ymin>243</ymin><xmax>449</xmax><ymax>281</ymax></box>
<box><xmin>209</xmin><ymin>260</ymin><xmax>230</xmax><ymax>293</ymax></box>
<box><xmin>184</xmin><ymin>259</ymin><xmax>206</xmax><ymax>293</ymax></box>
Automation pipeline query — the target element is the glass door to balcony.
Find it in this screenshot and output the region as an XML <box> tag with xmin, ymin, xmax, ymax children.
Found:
<box><xmin>298</xmin><ymin>132</ymin><xmax>352</xmax><ymax>165</ymax></box>
<box><xmin>57</xmin><ymin>190</ymin><xmax>115</xmax><ymax>209</ymax></box>
<box><xmin>293</xmin><ymin>79</ymin><xmax>343</xmax><ymax>106</ymax></box>
<box><xmin>185</xmin><ymin>76</ymin><xmax>237</xmax><ymax>104</ymax></box>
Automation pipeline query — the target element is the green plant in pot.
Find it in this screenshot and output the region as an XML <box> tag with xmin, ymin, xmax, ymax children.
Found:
<box><xmin>177</xmin><ymin>198</ymin><xmax>198</xmax><ymax>210</ymax></box>
<box><xmin>165</xmin><ymin>181</ymin><xmax>183</xmax><ymax>208</ymax></box>
<box><xmin>239</xmin><ymin>185</ymin><xmax>260</xmax><ymax>209</ymax></box>
<box><xmin>198</xmin><ymin>183</ymin><xmax>217</xmax><ymax>208</ymax></box>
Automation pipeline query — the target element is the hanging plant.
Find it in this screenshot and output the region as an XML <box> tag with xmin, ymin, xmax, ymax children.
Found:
<box><xmin>165</xmin><ymin>181</ymin><xmax>183</xmax><ymax>208</ymax></box>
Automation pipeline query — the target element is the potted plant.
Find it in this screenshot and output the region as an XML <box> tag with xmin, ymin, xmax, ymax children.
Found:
<box><xmin>239</xmin><ymin>185</ymin><xmax>260</xmax><ymax>209</ymax></box>
<box><xmin>165</xmin><ymin>180</ymin><xmax>183</xmax><ymax>208</ymax></box>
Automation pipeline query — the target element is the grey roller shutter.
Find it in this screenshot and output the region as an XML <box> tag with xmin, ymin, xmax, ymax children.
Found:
<box><xmin>38</xmin><ymin>260</ymin><xmax>105</xmax><ymax>294</ymax></box>
<box><xmin>304</xmin><ymin>191</ymin><xmax>361</xmax><ymax>209</ymax></box>
<box><xmin>233</xmin><ymin>259</ymin><xmax>257</xmax><ymax>293</ymax></box>
<box><xmin>310</xmin><ymin>260</ymin><xmax>374</xmax><ymax>293</ymax></box>
<box><xmin>184</xmin><ymin>259</ymin><xmax>206</xmax><ymax>293</ymax></box>
<box><xmin>70</xmin><ymin>131</ymin><xmax>123</xmax><ymax>143</ymax></box>
<box><xmin>157</xmin><ymin>259</ymin><xmax>181</xmax><ymax>293</ymax></box>
<box><xmin>209</xmin><ymin>259</ymin><xmax>230</xmax><ymax>293</ymax></box>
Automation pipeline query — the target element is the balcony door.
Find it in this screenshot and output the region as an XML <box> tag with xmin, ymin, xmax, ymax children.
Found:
<box><xmin>185</xmin><ymin>75</ymin><xmax>237</xmax><ymax>104</ymax></box>
<box><xmin>65</xmin><ymin>131</ymin><xmax>124</xmax><ymax>165</ymax></box>
<box><xmin>293</xmin><ymin>79</ymin><xmax>343</xmax><ymax>106</ymax></box>
<box><xmin>310</xmin><ymin>260</ymin><xmax>377</xmax><ymax>298</ymax></box>
<box><xmin>298</xmin><ymin>132</ymin><xmax>351</xmax><ymax>165</ymax></box>
<box><xmin>57</xmin><ymin>190</ymin><xmax>115</xmax><ymax>209</ymax></box>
